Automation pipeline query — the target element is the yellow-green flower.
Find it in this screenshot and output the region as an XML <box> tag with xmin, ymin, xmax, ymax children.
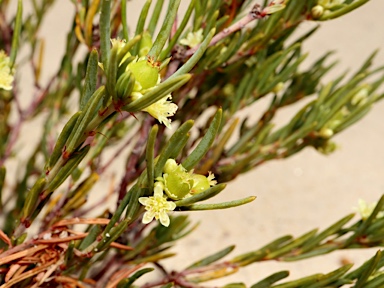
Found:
<box><xmin>356</xmin><ymin>199</ymin><xmax>384</xmax><ymax>220</ymax></box>
<box><xmin>128</xmin><ymin>59</ymin><xmax>178</xmax><ymax>128</ymax></box>
<box><xmin>180</xmin><ymin>29</ymin><xmax>203</xmax><ymax>48</ymax></box>
<box><xmin>142</xmin><ymin>95</ymin><xmax>178</xmax><ymax>129</ymax></box>
<box><xmin>139</xmin><ymin>182</ymin><xmax>176</xmax><ymax>227</ymax></box>
<box><xmin>0</xmin><ymin>50</ymin><xmax>14</xmax><ymax>90</ymax></box>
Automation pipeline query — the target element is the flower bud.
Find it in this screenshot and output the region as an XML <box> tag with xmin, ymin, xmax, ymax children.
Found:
<box><xmin>163</xmin><ymin>159</ymin><xmax>180</xmax><ymax>174</ymax></box>
<box><xmin>163</xmin><ymin>170</ymin><xmax>194</xmax><ymax>200</ymax></box>
<box><xmin>116</xmin><ymin>71</ymin><xmax>135</xmax><ymax>102</ymax></box>
<box><xmin>191</xmin><ymin>174</ymin><xmax>210</xmax><ymax>194</ymax></box>
<box><xmin>128</xmin><ymin>59</ymin><xmax>159</xmax><ymax>90</ymax></box>
<box><xmin>311</xmin><ymin>5</ymin><xmax>324</xmax><ymax>19</ymax></box>
<box><xmin>318</xmin><ymin>127</ymin><xmax>333</xmax><ymax>138</ymax></box>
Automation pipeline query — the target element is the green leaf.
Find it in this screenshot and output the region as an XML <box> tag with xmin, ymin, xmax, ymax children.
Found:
<box><xmin>0</xmin><ymin>166</ymin><xmax>6</xmax><ymax>209</ymax></box>
<box><xmin>78</xmin><ymin>225</ymin><xmax>102</xmax><ymax>251</ymax></box>
<box><xmin>117</xmin><ymin>268</ymin><xmax>155</xmax><ymax>288</ymax></box>
<box><xmin>187</xmin><ymin>245</ymin><xmax>235</xmax><ymax>269</ymax></box>
<box><xmin>146</xmin><ymin>125</ymin><xmax>158</xmax><ymax>193</ymax></box>
<box><xmin>179</xmin><ymin>196</ymin><xmax>256</xmax><ymax>211</ymax></box>
<box><xmin>148</xmin><ymin>0</ymin><xmax>181</xmax><ymax>60</ymax></box>
<box><xmin>107</xmin><ymin>45</ymin><xmax>119</xmax><ymax>101</ymax></box>
<box><xmin>66</xmin><ymin>86</ymin><xmax>106</xmax><ymax>153</ymax></box>
<box><xmin>159</xmin><ymin>0</ymin><xmax>196</xmax><ymax>61</ymax></box>
<box><xmin>267</xmin><ymin>229</ymin><xmax>318</xmax><ymax>259</ymax></box>
<box><xmin>271</xmin><ymin>274</ymin><xmax>323</xmax><ymax>288</ymax></box>
<box><xmin>147</xmin><ymin>0</ymin><xmax>164</xmax><ymax>36</ymax></box>
<box><xmin>182</xmin><ymin>108</ymin><xmax>222</xmax><ymax>170</ymax></box>
<box><xmin>251</xmin><ymin>271</ymin><xmax>289</xmax><ymax>288</ymax></box>
<box><xmin>353</xmin><ymin>250</ymin><xmax>381</xmax><ymax>288</ymax></box>
<box><xmin>175</xmin><ymin>183</ymin><xmax>226</xmax><ymax>206</ymax></box>
<box><xmin>168</xmin><ymin>28</ymin><xmax>215</xmax><ymax>80</ymax></box>
<box><xmin>21</xmin><ymin>177</ymin><xmax>46</xmax><ymax>222</ymax></box>
<box><xmin>100</xmin><ymin>0</ymin><xmax>111</xmax><ymax>70</ymax></box>
<box><xmin>120</xmin><ymin>0</ymin><xmax>129</xmax><ymax>41</ymax></box>
<box><xmin>46</xmin><ymin>145</ymin><xmax>90</xmax><ymax>193</ymax></box>
<box><xmin>305</xmin><ymin>264</ymin><xmax>353</xmax><ymax>288</ymax></box>
<box><xmin>132</xmin><ymin>0</ymin><xmax>152</xmax><ymax>56</ymax></box>
<box><xmin>10</xmin><ymin>0</ymin><xmax>22</xmax><ymax>67</ymax></box>
<box><xmin>300</xmin><ymin>214</ymin><xmax>354</xmax><ymax>253</ymax></box>
<box><xmin>154</xmin><ymin>120</ymin><xmax>194</xmax><ymax>177</ymax></box>
<box><xmin>80</xmin><ymin>49</ymin><xmax>98</xmax><ymax>110</ymax></box>
<box><xmin>123</xmin><ymin>74</ymin><xmax>191</xmax><ymax>112</ymax></box>
<box><xmin>319</xmin><ymin>0</ymin><xmax>370</xmax><ymax>21</ymax></box>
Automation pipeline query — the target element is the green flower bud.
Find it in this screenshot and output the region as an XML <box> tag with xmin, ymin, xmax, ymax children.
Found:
<box><xmin>163</xmin><ymin>159</ymin><xmax>180</xmax><ymax>174</ymax></box>
<box><xmin>116</xmin><ymin>70</ymin><xmax>135</xmax><ymax>101</ymax></box>
<box><xmin>318</xmin><ymin>127</ymin><xmax>333</xmax><ymax>139</ymax></box>
<box><xmin>163</xmin><ymin>170</ymin><xmax>194</xmax><ymax>200</ymax></box>
<box><xmin>128</xmin><ymin>59</ymin><xmax>159</xmax><ymax>90</ymax></box>
<box><xmin>191</xmin><ymin>172</ymin><xmax>217</xmax><ymax>194</ymax></box>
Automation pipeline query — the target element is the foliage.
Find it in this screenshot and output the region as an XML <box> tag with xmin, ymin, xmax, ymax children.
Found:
<box><xmin>0</xmin><ymin>0</ymin><xmax>384</xmax><ymax>287</ymax></box>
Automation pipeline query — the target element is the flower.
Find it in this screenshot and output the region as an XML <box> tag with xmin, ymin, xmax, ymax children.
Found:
<box><xmin>127</xmin><ymin>59</ymin><xmax>178</xmax><ymax>128</ymax></box>
<box><xmin>160</xmin><ymin>159</ymin><xmax>194</xmax><ymax>200</ymax></box>
<box><xmin>139</xmin><ymin>182</ymin><xmax>176</xmax><ymax>227</ymax></box>
<box><xmin>142</xmin><ymin>95</ymin><xmax>178</xmax><ymax>129</ymax></box>
<box><xmin>180</xmin><ymin>29</ymin><xmax>203</xmax><ymax>48</ymax></box>
<box><xmin>111</xmin><ymin>38</ymin><xmax>126</xmax><ymax>51</ymax></box>
<box><xmin>355</xmin><ymin>199</ymin><xmax>384</xmax><ymax>220</ymax></box>
<box><xmin>0</xmin><ymin>50</ymin><xmax>14</xmax><ymax>90</ymax></box>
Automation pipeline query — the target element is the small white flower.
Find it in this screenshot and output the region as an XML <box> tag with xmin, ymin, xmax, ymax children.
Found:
<box><xmin>0</xmin><ymin>50</ymin><xmax>14</xmax><ymax>90</ymax></box>
<box><xmin>110</xmin><ymin>38</ymin><xmax>126</xmax><ymax>50</ymax></box>
<box><xmin>355</xmin><ymin>199</ymin><xmax>384</xmax><ymax>220</ymax></box>
<box><xmin>207</xmin><ymin>171</ymin><xmax>217</xmax><ymax>186</ymax></box>
<box><xmin>142</xmin><ymin>95</ymin><xmax>178</xmax><ymax>129</ymax></box>
<box><xmin>180</xmin><ymin>29</ymin><xmax>204</xmax><ymax>48</ymax></box>
<box><xmin>139</xmin><ymin>182</ymin><xmax>176</xmax><ymax>227</ymax></box>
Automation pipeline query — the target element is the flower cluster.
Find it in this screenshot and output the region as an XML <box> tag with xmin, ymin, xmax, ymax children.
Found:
<box><xmin>138</xmin><ymin>159</ymin><xmax>217</xmax><ymax>226</ymax></box>
<box><xmin>180</xmin><ymin>29</ymin><xmax>203</xmax><ymax>48</ymax></box>
<box><xmin>128</xmin><ymin>58</ymin><xmax>178</xmax><ymax>129</ymax></box>
<box><xmin>0</xmin><ymin>50</ymin><xmax>14</xmax><ymax>90</ymax></box>
<box><xmin>111</xmin><ymin>38</ymin><xmax>178</xmax><ymax>128</ymax></box>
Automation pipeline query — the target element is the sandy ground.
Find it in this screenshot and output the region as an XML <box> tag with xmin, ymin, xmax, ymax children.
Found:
<box><xmin>5</xmin><ymin>0</ymin><xmax>384</xmax><ymax>286</ymax></box>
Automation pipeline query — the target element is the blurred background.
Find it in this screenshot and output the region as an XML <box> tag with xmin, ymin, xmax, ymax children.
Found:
<box><xmin>13</xmin><ymin>0</ymin><xmax>384</xmax><ymax>285</ymax></box>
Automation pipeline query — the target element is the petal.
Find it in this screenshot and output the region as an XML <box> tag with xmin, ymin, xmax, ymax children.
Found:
<box><xmin>159</xmin><ymin>211</ymin><xmax>170</xmax><ymax>227</ymax></box>
<box><xmin>142</xmin><ymin>211</ymin><xmax>155</xmax><ymax>224</ymax></box>
<box><xmin>153</xmin><ymin>182</ymin><xmax>164</xmax><ymax>197</ymax></box>
<box><xmin>139</xmin><ymin>197</ymin><xmax>150</xmax><ymax>206</ymax></box>
<box><xmin>165</xmin><ymin>201</ymin><xmax>176</xmax><ymax>211</ymax></box>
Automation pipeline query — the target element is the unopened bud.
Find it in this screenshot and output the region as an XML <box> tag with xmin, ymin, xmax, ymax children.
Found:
<box><xmin>116</xmin><ymin>71</ymin><xmax>135</xmax><ymax>101</ymax></box>
<box><xmin>128</xmin><ymin>59</ymin><xmax>159</xmax><ymax>90</ymax></box>
<box><xmin>319</xmin><ymin>127</ymin><xmax>333</xmax><ymax>138</ymax></box>
<box><xmin>311</xmin><ymin>5</ymin><xmax>324</xmax><ymax>19</ymax></box>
